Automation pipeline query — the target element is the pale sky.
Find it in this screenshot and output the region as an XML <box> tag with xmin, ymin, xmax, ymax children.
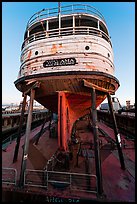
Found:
<box><xmin>2</xmin><ymin>2</ymin><xmax>135</xmax><ymax>106</ymax></box>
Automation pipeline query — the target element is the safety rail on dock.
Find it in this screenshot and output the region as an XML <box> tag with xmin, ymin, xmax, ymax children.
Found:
<box><xmin>2</xmin><ymin>168</ymin><xmax>98</xmax><ymax>194</ymax></box>
<box><xmin>2</xmin><ymin>134</ymin><xmax>18</xmax><ymax>150</ymax></box>
<box><xmin>97</xmin><ymin>110</ymin><xmax>135</xmax><ymax>137</ymax></box>
<box><xmin>24</xmin><ymin>169</ymin><xmax>98</xmax><ymax>194</ymax></box>
<box><xmin>2</xmin><ymin>168</ymin><xmax>17</xmax><ymax>186</ymax></box>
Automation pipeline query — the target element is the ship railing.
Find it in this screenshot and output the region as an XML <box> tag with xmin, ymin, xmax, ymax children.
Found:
<box><xmin>2</xmin><ymin>168</ymin><xmax>17</xmax><ymax>186</ymax></box>
<box><xmin>24</xmin><ymin>169</ymin><xmax>98</xmax><ymax>194</ymax></box>
<box><xmin>24</xmin><ymin>169</ymin><xmax>47</xmax><ymax>188</ymax></box>
<box><xmin>21</xmin><ymin>26</ymin><xmax>111</xmax><ymax>50</ymax></box>
<box><xmin>2</xmin><ymin>134</ymin><xmax>18</xmax><ymax>150</ymax></box>
<box><xmin>26</xmin><ymin>4</ymin><xmax>106</xmax><ymax>30</ymax></box>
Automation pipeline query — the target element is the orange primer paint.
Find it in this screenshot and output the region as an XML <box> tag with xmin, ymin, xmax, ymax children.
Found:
<box><xmin>57</xmin><ymin>91</ymin><xmax>106</xmax><ymax>151</ymax></box>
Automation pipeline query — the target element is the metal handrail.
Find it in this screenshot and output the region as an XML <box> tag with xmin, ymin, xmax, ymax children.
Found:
<box><xmin>2</xmin><ymin>167</ymin><xmax>98</xmax><ymax>194</ymax></box>
<box><xmin>24</xmin><ymin>169</ymin><xmax>98</xmax><ymax>194</ymax></box>
<box><xmin>26</xmin><ymin>4</ymin><xmax>106</xmax><ymax>30</ymax></box>
<box><xmin>2</xmin><ymin>134</ymin><xmax>18</xmax><ymax>150</ymax></box>
<box><xmin>2</xmin><ymin>167</ymin><xmax>17</xmax><ymax>185</ymax></box>
<box><xmin>21</xmin><ymin>26</ymin><xmax>111</xmax><ymax>50</ymax></box>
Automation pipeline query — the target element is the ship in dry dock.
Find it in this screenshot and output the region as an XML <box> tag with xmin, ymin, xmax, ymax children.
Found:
<box><xmin>2</xmin><ymin>4</ymin><xmax>135</xmax><ymax>202</ymax></box>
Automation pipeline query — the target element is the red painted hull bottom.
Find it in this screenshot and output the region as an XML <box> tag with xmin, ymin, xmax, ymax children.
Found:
<box><xmin>46</xmin><ymin>91</ymin><xmax>106</xmax><ymax>151</ymax></box>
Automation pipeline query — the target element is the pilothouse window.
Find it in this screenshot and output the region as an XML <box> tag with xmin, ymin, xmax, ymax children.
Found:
<box><xmin>29</xmin><ymin>22</ymin><xmax>46</xmax><ymax>36</ymax></box>
<box><xmin>75</xmin><ymin>16</ymin><xmax>98</xmax><ymax>28</ymax></box>
<box><xmin>100</xmin><ymin>22</ymin><xmax>108</xmax><ymax>35</ymax></box>
<box><xmin>61</xmin><ymin>17</ymin><xmax>73</xmax><ymax>28</ymax></box>
<box><xmin>49</xmin><ymin>19</ymin><xmax>59</xmax><ymax>30</ymax></box>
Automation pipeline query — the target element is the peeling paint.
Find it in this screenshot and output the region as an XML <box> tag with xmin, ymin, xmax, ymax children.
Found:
<box><xmin>27</xmin><ymin>50</ymin><xmax>32</xmax><ymax>59</ymax></box>
<box><xmin>51</xmin><ymin>44</ymin><xmax>57</xmax><ymax>54</ymax></box>
<box><xmin>59</xmin><ymin>43</ymin><xmax>63</xmax><ymax>48</ymax></box>
<box><xmin>85</xmin><ymin>63</ymin><xmax>96</xmax><ymax>70</ymax></box>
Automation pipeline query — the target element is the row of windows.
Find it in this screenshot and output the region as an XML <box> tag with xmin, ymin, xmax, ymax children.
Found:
<box><xmin>24</xmin><ymin>16</ymin><xmax>108</xmax><ymax>40</ymax></box>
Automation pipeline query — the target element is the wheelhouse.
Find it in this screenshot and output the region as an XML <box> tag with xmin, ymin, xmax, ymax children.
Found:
<box><xmin>22</xmin><ymin>4</ymin><xmax>112</xmax><ymax>50</ymax></box>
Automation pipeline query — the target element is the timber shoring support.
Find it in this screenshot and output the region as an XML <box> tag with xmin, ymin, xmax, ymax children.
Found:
<box><xmin>91</xmin><ymin>87</ymin><xmax>103</xmax><ymax>195</ymax></box>
<box><xmin>13</xmin><ymin>94</ymin><xmax>27</xmax><ymax>163</ymax></box>
<box><xmin>59</xmin><ymin>95</ymin><xmax>63</xmax><ymax>148</ymax></box>
<box><xmin>107</xmin><ymin>93</ymin><xmax>125</xmax><ymax>170</ymax></box>
<box><xmin>19</xmin><ymin>89</ymin><xmax>35</xmax><ymax>187</ymax></box>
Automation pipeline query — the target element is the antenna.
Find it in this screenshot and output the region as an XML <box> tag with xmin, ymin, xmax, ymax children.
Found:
<box><xmin>58</xmin><ymin>2</ymin><xmax>61</xmax><ymax>34</ymax></box>
<box><xmin>58</xmin><ymin>2</ymin><xmax>61</xmax><ymax>14</ymax></box>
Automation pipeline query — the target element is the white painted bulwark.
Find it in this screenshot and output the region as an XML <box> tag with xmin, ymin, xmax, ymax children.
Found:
<box><xmin>19</xmin><ymin>35</ymin><xmax>114</xmax><ymax>78</ymax></box>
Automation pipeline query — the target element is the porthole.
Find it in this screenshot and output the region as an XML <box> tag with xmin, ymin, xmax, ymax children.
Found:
<box><xmin>35</xmin><ymin>51</ymin><xmax>38</xmax><ymax>55</ymax></box>
<box><xmin>108</xmin><ymin>53</ymin><xmax>110</xmax><ymax>57</ymax></box>
<box><xmin>85</xmin><ymin>46</ymin><xmax>90</xmax><ymax>50</ymax></box>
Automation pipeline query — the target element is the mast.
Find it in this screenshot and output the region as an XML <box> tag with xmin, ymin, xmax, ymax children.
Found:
<box><xmin>58</xmin><ymin>2</ymin><xmax>61</xmax><ymax>14</ymax></box>
<box><xmin>58</xmin><ymin>2</ymin><xmax>61</xmax><ymax>35</ymax></box>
